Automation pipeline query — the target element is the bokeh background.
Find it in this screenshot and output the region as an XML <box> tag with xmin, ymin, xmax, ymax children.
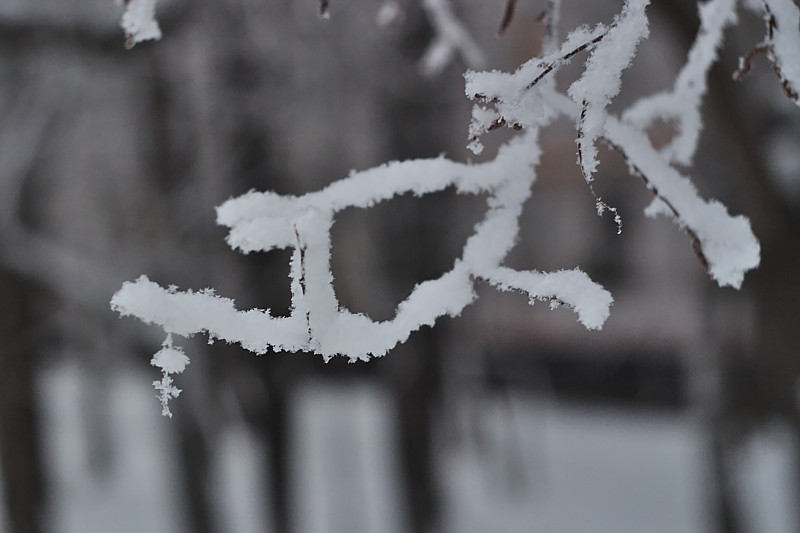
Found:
<box><xmin>0</xmin><ymin>1</ymin><xmax>799</xmax><ymax>532</ymax></box>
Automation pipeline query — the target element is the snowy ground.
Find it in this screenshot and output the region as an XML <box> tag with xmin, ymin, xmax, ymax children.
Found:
<box><xmin>18</xmin><ymin>360</ymin><xmax>799</xmax><ymax>533</ymax></box>
<box><xmin>439</xmin><ymin>395</ymin><xmax>708</xmax><ymax>533</ymax></box>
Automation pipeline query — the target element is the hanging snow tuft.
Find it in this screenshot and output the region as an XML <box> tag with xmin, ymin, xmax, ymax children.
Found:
<box><xmin>120</xmin><ymin>0</ymin><xmax>162</xmax><ymax>49</ymax></box>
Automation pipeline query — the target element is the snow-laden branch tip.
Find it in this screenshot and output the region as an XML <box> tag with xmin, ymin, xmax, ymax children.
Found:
<box><xmin>602</xmin><ymin>113</ymin><xmax>760</xmax><ymax>288</ymax></box>
<box><xmin>120</xmin><ymin>0</ymin><xmax>162</xmax><ymax>49</ymax></box>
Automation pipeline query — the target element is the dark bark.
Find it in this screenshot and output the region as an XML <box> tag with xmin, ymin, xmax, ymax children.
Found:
<box><xmin>0</xmin><ymin>271</ymin><xmax>44</xmax><ymax>533</ymax></box>
<box><xmin>265</xmin><ymin>383</ymin><xmax>289</xmax><ymax>533</ymax></box>
<box><xmin>176</xmin><ymin>413</ymin><xmax>214</xmax><ymax>533</ymax></box>
<box><xmin>654</xmin><ymin>3</ymin><xmax>800</xmax><ymax>533</ymax></box>
<box><xmin>397</xmin><ymin>332</ymin><xmax>442</xmax><ymax>533</ymax></box>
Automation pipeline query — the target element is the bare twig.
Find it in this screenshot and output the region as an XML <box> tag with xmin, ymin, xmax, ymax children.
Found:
<box><xmin>497</xmin><ymin>0</ymin><xmax>517</xmax><ymax>36</ymax></box>
<box><xmin>293</xmin><ymin>226</ymin><xmax>312</xmax><ymax>336</ymax></box>
<box><xmin>733</xmin><ymin>44</ymin><xmax>769</xmax><ymax>80</ymax></box>
<box><xmin>526</xmin><ymin>32</ymin><xmax>605</xmax><ymax>90</ymax></box>
<box><xmin>604</xmin><ymin>139</ymin><xmax>710</xmax><ymax>272</ymax></box>
<box><xmin>734</xmin><ymin>4</ymin><xmax>799</xmax><ymax>103</ymax></box>
<box><xmin>577</xmin><ymin>103</ymin><xmax>622</xmax><ymax>233</ymax></box>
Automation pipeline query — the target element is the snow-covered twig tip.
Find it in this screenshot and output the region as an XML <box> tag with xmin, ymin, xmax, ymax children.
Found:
<box><xmin>120</xmin><ymin>0</ymin><xmax>162</xmax><ymax>49</ymax></box>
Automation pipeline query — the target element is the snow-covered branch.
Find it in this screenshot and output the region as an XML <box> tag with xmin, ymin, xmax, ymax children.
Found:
<box><xmin>112</xmin><ymin>0</ymin><xmax>771</xmax><ymax>414</ymax></box>
<box><xmin>112</xmin><ymin>129</ymin><xmax>612</xmax><ymax>367</ymax></box>
<box><xmin>465</xmin><ymin>0</ymin><xmax>759</xmax><ymax>288</ymax></box>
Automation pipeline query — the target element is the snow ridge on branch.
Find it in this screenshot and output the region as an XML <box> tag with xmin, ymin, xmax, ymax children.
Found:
<box><xmin>112</xmin><ymin>129</ymin><xmax>612</xmax><ymax>368</ymax></box>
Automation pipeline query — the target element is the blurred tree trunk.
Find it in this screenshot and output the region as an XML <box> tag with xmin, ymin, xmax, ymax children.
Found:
<box><xmin>654</xmin><ymin>2</ymin><xmax>800</xmax><ymax>531</ymax></box>
<box><xmin>176</xmin><ymin>412</ymin><xmax>214</xmax><ymax>533</ymax></box>
<box><xmin>0</xmin><ymin>271</ymin><xmax>44</xmax><ymax>533</ymax></box>
<box><xmin>396</xmin><ymin>330</ymin><xmax>442</xmax><ymax>533</ymax></box>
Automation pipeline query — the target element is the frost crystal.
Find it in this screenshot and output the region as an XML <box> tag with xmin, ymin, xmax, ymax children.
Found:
<box><xmin>150</xmin><ymin>334</ymin><xmax>189</xmax><ymax>417</ymax></box>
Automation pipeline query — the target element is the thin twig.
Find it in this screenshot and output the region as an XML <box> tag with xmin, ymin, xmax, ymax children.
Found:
<box><xmin>734</xmin><ymin>5</ymin><xmax>798</xmax><ymax>102</ymax></box>
<box><xmin>498</xmin><ymin>0</ymin><xmax>517</xmax><ymax>36</ymax></box>
<box><xmin>577</xmin><ymin>103</ymin><xmax>622</xmax><ymax>233</ymax></box>
<box><xmin>604</xmin><ymin>139</ymin><xmax>711</xmax><ymax>272</ymax></box>
<box><xmin>733</xmin><ymin>44</ymin><xmax>769</xmax><ymax>80</ymax></box>
<box><xmin>526</xmin><ymin>32</ymin><xmax>605</xmax><ymax>90</ymax></box>
<box><xmin>294</xmin><ymin>226</ymin><xmax>312</xmax><ymax>337</ymax></box>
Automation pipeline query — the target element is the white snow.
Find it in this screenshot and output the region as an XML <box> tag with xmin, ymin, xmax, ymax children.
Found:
<box><xmin>148</xmin><ymin>334</ymin><xmax>190</xmax><ymax>416</ymax></box>
<box><xmin>211</xmin><ymin>424</ymin><xmax>274</xmax><ymax>533</ymax></box>
<box><xmin>464</xmin><ymin>23</ymin><xmax>605</xmax><ymax>154</ymax></box>
<box><xmin>120</xmin><ymin>0</ymin><xmax>161</xmax><ymax>49</ymax></box>
<box><xmin>290</xmin><ymin>383</ymin><xmax>405</xmax><ymax>533</ymax></box>
<box><xmin>603</xmin><ymin>115</ymin><xmax>760</xmax><ymax>288</ymax></box>
<box><xmin>39</xmin><ymin>360</ymin><xmax>180</xmax><ymax>533</ymax></box>
<box><xmin>151</xmin><ymin>343</ymin><xmax>189</xmax><ymax>375</ymax></box>
<box><xmin>465</xmin><ymin>5</ymin><xmax>759</xmax><ymax>290</ymax></box>
<box><xmin>440</xmin><ymin>396</ymin><xmax>708</xmax><ymax>533</ymax></box>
